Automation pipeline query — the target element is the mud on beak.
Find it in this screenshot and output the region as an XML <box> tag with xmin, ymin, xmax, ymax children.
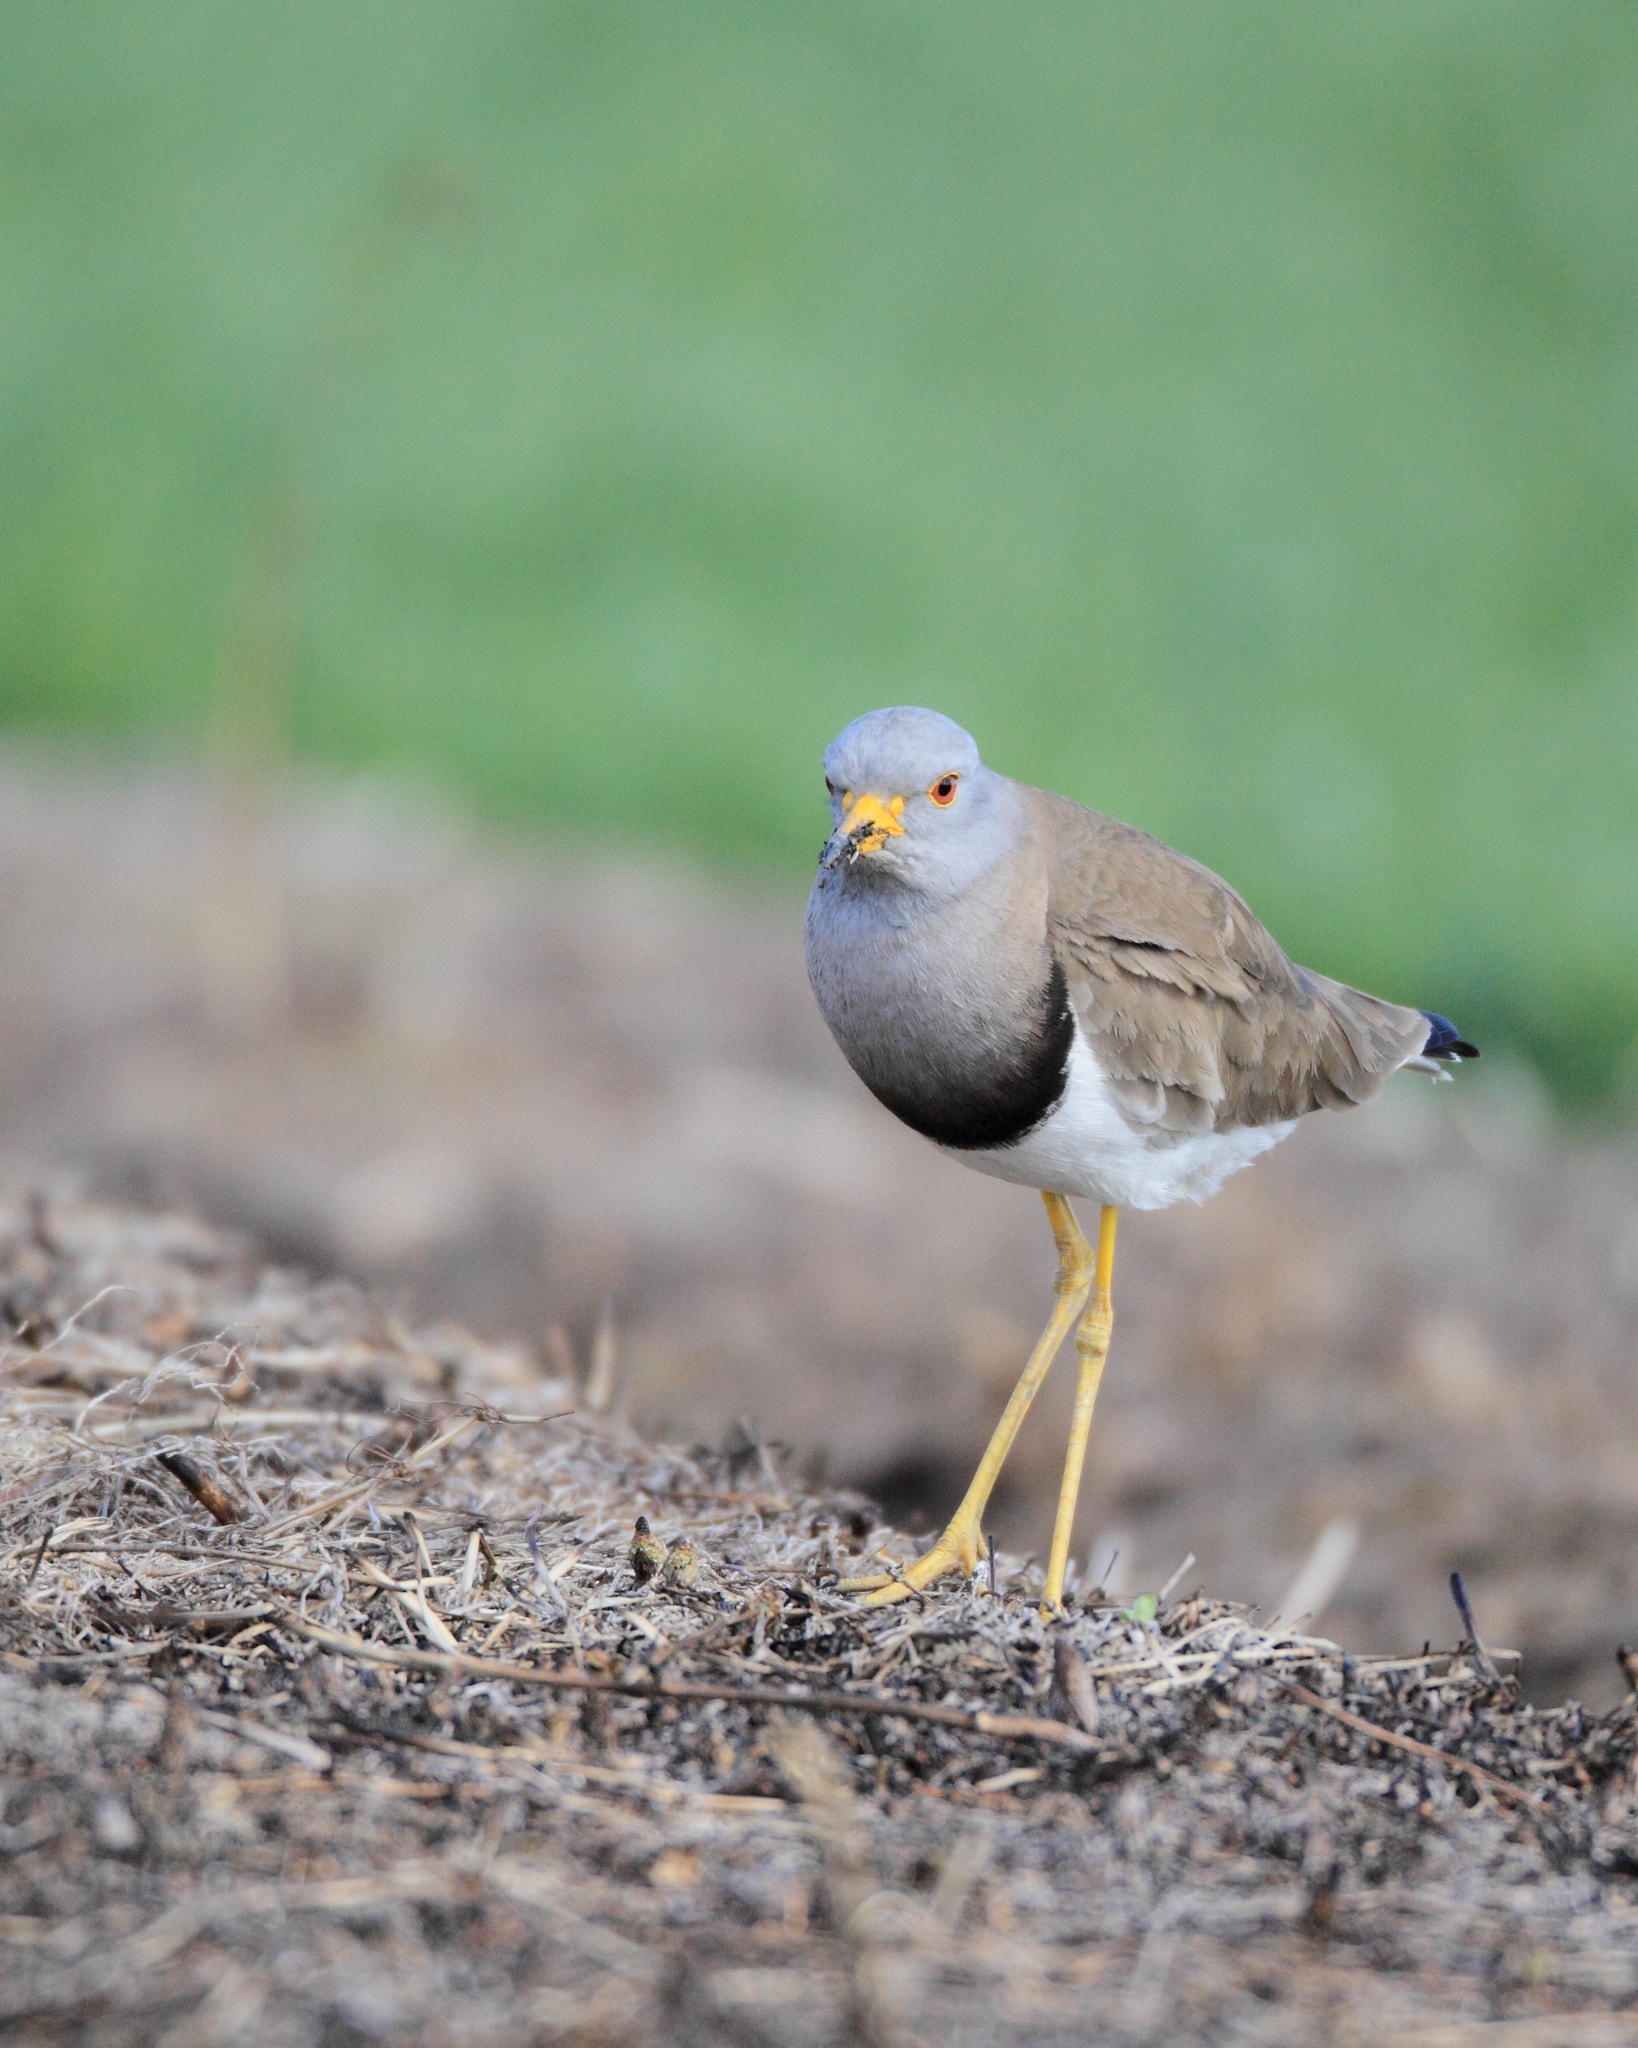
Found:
<box><xmin>821</xmin><ymin>792</ymin><xmax>906</xmax><ymax>870</ymax></box>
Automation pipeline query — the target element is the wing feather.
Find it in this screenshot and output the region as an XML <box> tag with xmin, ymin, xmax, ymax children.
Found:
<box><xmin>1032</xmin><ymin>791</ymin><xmax>1430</xmax><ymax>1135</ymax></box>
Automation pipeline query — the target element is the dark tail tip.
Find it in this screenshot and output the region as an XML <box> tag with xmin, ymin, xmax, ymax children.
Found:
<box><xmin>1421</xmin><ymin>1011</ymin><xmax>1480</xmax><ymax>1061</ymax></box>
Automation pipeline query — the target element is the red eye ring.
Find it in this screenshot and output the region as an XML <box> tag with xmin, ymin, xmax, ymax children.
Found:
<box><xmin>928</xmin><ymin>773</ymin><xmax>960</xmax><ymax>806</ymax></box>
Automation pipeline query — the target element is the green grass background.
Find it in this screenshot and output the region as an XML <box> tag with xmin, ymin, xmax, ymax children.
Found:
<box><xmin>1</xmin><ymin>4</ymin><xmax>1634</xmax><ymax>1101</ymax></box>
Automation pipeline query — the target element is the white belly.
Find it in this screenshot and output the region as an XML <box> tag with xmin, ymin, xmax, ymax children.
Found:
<box><xmin>943</xmin><ymin>1029</ymin><xmax>1297</xmax><ymax>1211</ymax></box>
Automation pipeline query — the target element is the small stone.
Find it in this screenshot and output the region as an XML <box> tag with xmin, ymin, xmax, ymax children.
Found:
<box><xmin>92</xmin><ymin>1794</ymin><xmax>140</xmax><ymax>1853</ymax></box>
<box><xmin>649</xmin><ymin>1848</ymin><xmax>700</xmax><ymax>1888</ymax></box>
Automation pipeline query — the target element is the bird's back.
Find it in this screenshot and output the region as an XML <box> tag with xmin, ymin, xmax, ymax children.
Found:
<box><xmin>1033</xmin><ymin>787</ymin><xmax>1436</xmax><ymax>1135</ymax></box>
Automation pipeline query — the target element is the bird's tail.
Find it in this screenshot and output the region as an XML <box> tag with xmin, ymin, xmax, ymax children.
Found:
<box><xmin>1401</xmin><ymin>1010</ymin><xmax>1480</xmax><ymax>1078</ymax></box>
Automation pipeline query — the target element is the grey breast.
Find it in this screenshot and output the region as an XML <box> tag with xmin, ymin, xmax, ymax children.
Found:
<box><xmin>804</xmin><ymin>821</ymin><xmax>1074</xmax><ymax>1152</ymax></box>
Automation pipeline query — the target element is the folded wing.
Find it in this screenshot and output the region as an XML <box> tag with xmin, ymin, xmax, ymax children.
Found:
<box><xmin>1037</xmin><ymin>793</ymin><xmax>1434</xmax><ymax>1135</ymax></box>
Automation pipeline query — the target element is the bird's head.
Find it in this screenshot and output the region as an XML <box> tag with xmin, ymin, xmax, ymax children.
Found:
<box><xmin>817</xmin><ymin>707</ymin><xmax>1000</xmax><ymax>893</ymax></box>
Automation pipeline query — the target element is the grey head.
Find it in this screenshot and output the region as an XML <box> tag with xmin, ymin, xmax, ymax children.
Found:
<box><xmin>816</xmin><ymin>707</ymin><xmax>1013</xmax><ymax>898</ymax></box>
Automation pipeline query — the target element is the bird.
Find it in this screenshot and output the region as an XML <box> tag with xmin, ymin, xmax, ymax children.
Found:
<box><xmin>803</xmin><ymin>706</ymin><xmax>1477</xmax><ymax>1615</ymax></box>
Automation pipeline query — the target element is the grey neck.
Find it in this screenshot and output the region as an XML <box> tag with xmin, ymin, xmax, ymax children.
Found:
<box><xmin>804</xmin><ymin>778</ymin><xmax>1071</xmax><ymax>1150</ymax></box>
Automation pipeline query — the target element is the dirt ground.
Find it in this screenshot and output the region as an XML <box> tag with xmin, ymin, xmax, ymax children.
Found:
<box><xmin>0</xmin><ymin>753</ymin><xmax>1636</xmax><ymax>1713</ymax></box>
<box><xmin>5</xmin><ymin>1198</ymin><xmax>1638</xmax><ymax>2047</ymax></box>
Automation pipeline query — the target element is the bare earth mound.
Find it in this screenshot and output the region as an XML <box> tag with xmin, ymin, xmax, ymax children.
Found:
<box><xmin>4</xmin><ymin>1201</ymin><xmax>1638</xmax><ymax>2047</ymax></box>
<box><xmin>4</xmin><ymin>755</ymin><xmax>1638</xmax><ymax>1707</ymax></box>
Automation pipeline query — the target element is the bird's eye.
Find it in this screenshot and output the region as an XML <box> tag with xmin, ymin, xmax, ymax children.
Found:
<box><xmin>929</xmin><ymin>773</ymin><xmax>960</xmax><ymax>806</ymax></box>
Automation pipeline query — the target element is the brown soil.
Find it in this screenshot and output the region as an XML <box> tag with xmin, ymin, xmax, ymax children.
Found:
<box><xmin>0</xmin><ymin>754</ymin><xmax>1634</xmax><ymax>1712</ymax></box>
<box><xmin>4</xmin><ymin>1201</ymin><xmax>1638</xmax><ymax>2045</ymax></box>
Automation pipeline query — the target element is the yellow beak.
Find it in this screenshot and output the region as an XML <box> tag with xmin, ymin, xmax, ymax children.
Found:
<box><xmin>833</xmin><ymin>792</ymin><xmax>906</xmax><ymax>862</ymax></box>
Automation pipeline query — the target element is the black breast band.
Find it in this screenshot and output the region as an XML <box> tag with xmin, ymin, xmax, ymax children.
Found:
<box><xmin>863</xmin><ymin>956</ymin><xmax>1075</xmax><ymax>1151</ymax></box>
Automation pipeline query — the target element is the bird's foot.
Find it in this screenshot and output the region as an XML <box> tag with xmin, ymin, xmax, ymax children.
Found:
<box><xmin>837</xmin><ymin>1518</ymin><xmax>984</xmax><ymax>1607</ymax></box>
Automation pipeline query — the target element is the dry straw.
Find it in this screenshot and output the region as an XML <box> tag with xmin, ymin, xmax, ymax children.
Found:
<box><xmin>2</xmin><ymin>1196</ymin><xmax>1636</xmax><ymax>2044</ymax></box>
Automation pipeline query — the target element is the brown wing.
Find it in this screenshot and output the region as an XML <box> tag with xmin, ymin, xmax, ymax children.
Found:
<box><xmin>1032</xmin><ymin>790</ymin><xmax>1430</xmax><ymax>1134</ymax></box>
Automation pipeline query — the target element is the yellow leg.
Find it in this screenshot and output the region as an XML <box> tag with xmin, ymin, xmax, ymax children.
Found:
<box><xmin>1040</xmin><ymin>1205</ymin><xmax>1118</xmax><ymax>1615</ymax></box>
<box><xmin>839</xmin><ymin>1193</ymin><xmax>1095</xmax><ymax>1608</ymax></box>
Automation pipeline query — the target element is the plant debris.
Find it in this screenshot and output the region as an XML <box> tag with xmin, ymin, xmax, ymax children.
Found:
<box><xmin>4</xmin><ymin>1198</ymin><xmax>1638</xmax><ymax>2045</ymax></box>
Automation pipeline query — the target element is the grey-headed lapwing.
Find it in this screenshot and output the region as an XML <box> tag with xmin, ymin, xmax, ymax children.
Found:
<box><xmin>804</xmin><ymin>707</ymin><xmax>1477</xmax><ymax>1613</ymax></box>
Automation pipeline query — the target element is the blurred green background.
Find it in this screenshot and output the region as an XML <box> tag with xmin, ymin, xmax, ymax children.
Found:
<box><xmin>1</xmin><ymin>3</ymin><xmax>1634</xmax><ymax>1101</ymax></box>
